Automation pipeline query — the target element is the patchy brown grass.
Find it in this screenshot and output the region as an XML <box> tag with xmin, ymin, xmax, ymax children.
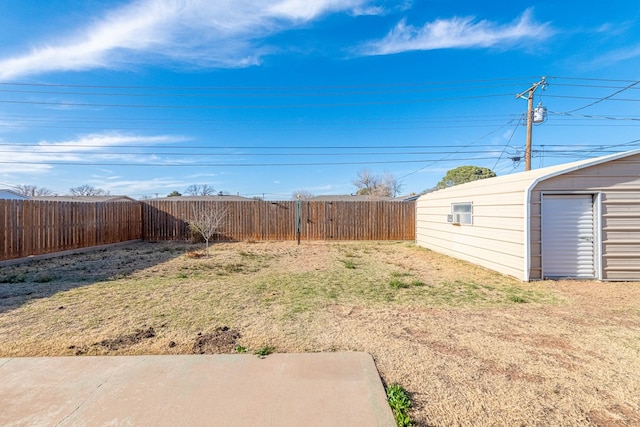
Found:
<box><xmin>1</xmin><ymin>240</ymin><xmax>639</xmax><ymax>426</ymax></box>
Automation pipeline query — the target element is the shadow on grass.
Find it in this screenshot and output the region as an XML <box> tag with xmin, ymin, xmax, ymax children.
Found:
<box><xmin>0</xmin><ymin>241</ymin><xmax>190</xmax><ymax>315</ymax></box>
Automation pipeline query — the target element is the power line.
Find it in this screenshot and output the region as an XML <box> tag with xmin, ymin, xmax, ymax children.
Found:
<box><xmin>2</xmin><ymin>75</ymin><xmax>638</xmax><ymax>90</ymax></box>
<box><xmin>0</xmin><ymin>93</ymin><xmax>513</xmax><ymax>109</ymax></box>
<box><xmin>0</xmin><ymin>112</ymin><xmax>517</xmax><ymax>122</ymax></box>
<box><xmin>0</xmin><ymin>149</ymin><xmax>508</xmax><ymax>156</ymax></box>
<box><xmin>0</xmin><ymin>143</ymin><xmax>517</xmax><ymax>149</ymax></box>
<box><xmin>4</xmin><ymin>113</ymin><xmax>632</xmax><ymax>125</ymax></box>
<box><xmin>0</xmin><ymin>83</ymin><xmax>533</xmax><ymax>98</ymax></box>
<box><xmin>492</xmin><ymin>116</ymin><xmax>522</xmax><ymax>170</ymax></box>
<box><xmin>549</xmin><ymin>111</ymin><xmax>640</xmax><ymax>121</ymax></box>
<box><xmin>0</xmin><ymin>181</ymin><xmax>20</xmax><ymax>190</ymax></box>
<box><xmin>0</xmin><ymin>157</ymin><xmax>502</xmax><ymax>167</ymax></box>
<box><xmin>544</xmin><ymin>95</ymin><xmax>640</xmax><ymax>102</ymax></box>
<box><xmin>546</xmin><ymin>82</ymin><xmax>640</xmax><ymax>90</ymax></box>
<box><xmin>1</xmin><ymin>122</ymin><xmax>636</xmax><ymax>132</ymax></box>
<box><xmin>6</xmin><ymin>149</ymin><xmax>620</xmax><ymax>161</ymax></box>
<box><xmin>1</xmin><ymin>122</ymin><xmax>635</xmax><ymax>132</ymax></box>
<box><xmin>549</xmin><ymin>76</ymin><xmax>640</xmax><ymax>83</ymax></box>
<box><xmin>0</xmin><ymin>76</ymin><xmax>540</xmax><ymax>91</ymax></box>
<box><xmin>5</xmin><ymin>80</ymin><xmax>636</xmax><ymax>98</ymax></box>
<box><xmin>564</xmin><ymin>80</ymin><xmax>640</xmax><ymax>113</ymax></box>
<box><xmin>2</xmin><ymin>93</ymin><xmax>638</xmax><ymax>110</ymax></box>
<box><xmin>399</xmin><ymin>119</ymin><xmax>517</xmax><ymax>181</ymax></box>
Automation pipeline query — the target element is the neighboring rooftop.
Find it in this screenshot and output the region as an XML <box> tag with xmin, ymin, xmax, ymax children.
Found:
<box><xmin>304</xmin><ymin>194</ymin><xmax>417</xmax><ymax>202</ymax></box>
<box><xmin>153</xmin><ymin>195</ymin><xmax>253</xmax><ymax>202</ymax></box>
<box><xmin>31</xmin><ymin>195</ymin><xmax>136</xmax><ymax>203</ymax></box>
<box><xmin>306</xmin><ymin>194</ymin><xmax>395</xmax><ymax>202</ymax></box>
<box><xmin>0</xmin><ymin>189</ymin><xmax>28</xmax><ymax>200</ymax></box>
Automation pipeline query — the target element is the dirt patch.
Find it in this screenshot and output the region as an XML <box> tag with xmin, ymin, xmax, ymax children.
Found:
<box><xmin>96</xmin><ymin>327</ymin><xmax>156</xmax><ymax>351</ymax></box>
<box><xmin>192</xmin><ymin>326</ymin><xmax>241</xmax><ymax>354</ymax></box>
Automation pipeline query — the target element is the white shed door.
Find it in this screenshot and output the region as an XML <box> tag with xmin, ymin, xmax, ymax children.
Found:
<box><xmin>542</xmin><ymin>194</ymin><xmax>595</xmax><ymax>278</ymax></box>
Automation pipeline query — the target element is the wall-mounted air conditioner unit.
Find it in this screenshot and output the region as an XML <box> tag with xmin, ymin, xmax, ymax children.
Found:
<box><xmin>447</xmin><ymin>214</ymin><xmax>461</xmax><ymax>224</ymax></box>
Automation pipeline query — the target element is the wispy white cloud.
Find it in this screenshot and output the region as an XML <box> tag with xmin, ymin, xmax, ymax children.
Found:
<box><xmin>360</xmin><ymin>8</ymin><xmax>553</xmax><ymax>55</ymax></box>
<box><xmin>0</xmin><ymin>0</ymin><xmax>375</xmax><ymax>80</ymax></box>
<box><xmin>37</xmin><ymin>132</ymin><xmax>186</xmax><ymax>152</ymax></box>
<box><xmin>351</xmin><ymin>6</ymin><xmax>385</xmax><ymax>16</ymax></box>
<box><xmin>1</xmin><ymin>132</ymin><xmax>188</xmax><ymax>175</ymax></box>
<box><xmin>268</xmin><ymin>0</ymin><xmax>366</xmax><ymax>20</ymax></box>
<box><xmin>594</xmin><ymin>21</ymin><xmax>634</xmax><ymax>36</ymax></box>
<box><xmin>188</xmin><ymin>172</ymin><xmax>225</xmax><ymax>179</ymax></box>
<box><xmin>0</xmin><ymin>153</ymin><xmax>53</xmax><ymax>174</ymax></box>
<box><xmin>591</xmin><ymin>43</ymin><xmax>640</xmax><ymax>65</ymax></box>
<box><xmin>97</xmin><ymin>177</ymin><xmax>190</xmax><ymax>197</ymax></box>
<box><xmin>351</xmin><ymin>0</ymin><xmax>411</xmax><ymax>17</ymax></box>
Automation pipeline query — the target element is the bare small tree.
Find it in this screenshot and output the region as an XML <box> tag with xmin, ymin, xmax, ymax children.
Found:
<box><xmin>291</xmin><ymin>189</ymin><xmax>314</xmax><ymax>200</ymax></box>
<box><xmin>69</xmin><ymin>184</ymin><xmax>110</xmax><ymax>196</ymax></box>
<box><xmin>188</xmin><ymin>204</ymin><xmax>227</xmax><ymax>257</ymax></box>
<box><xmin>185</xmin><ymin>184</ymin><xmax>215</xmax><ymax>196</ymax></box>
<box><xmin>14</xmin><ymin>184</ymin><xmax>54</xmax><ymax>197</ymax></box>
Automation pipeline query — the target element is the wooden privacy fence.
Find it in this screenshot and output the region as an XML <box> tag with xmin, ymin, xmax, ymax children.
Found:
<box><xmin>1</xmin><ymin>199</ymin><xmax>415</xmax><ymax>261</ymax></box>
<box><xmin>142</xmin><ymin>200</ymin><xmax>415</xmax><ymax>242</ymax></box>
<box><xmin>1</xmin><ymin>200</ymin><xmax>142</xmax><ymax>261</ymax></box>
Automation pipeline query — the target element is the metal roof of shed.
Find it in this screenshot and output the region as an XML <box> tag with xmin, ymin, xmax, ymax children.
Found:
<box><xmin>420</xmin><ymin>148</ymin><xmax>640</xmax><ymax>197</ymax></box>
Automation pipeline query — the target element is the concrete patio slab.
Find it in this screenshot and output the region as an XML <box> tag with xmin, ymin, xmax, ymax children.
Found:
<box><xmin>0</xmin><ymin>352</ymin><xmax>395</xmax><ymax>427</ymax></box>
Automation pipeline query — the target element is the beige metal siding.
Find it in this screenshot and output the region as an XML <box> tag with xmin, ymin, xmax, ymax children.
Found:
<box><xmin>601</xmin><ymin>191</ymin><xmax>640</xmax><ymax>280</ymax></box>
<box><xmin>416</xmin><ymin>177</ymin><xmax>528</xmax><ymax>280</ymax></box>
<box><xmin>530</xmin><ymin>155</ymin><xmax>640</xmax><ymax>280</ymax></box>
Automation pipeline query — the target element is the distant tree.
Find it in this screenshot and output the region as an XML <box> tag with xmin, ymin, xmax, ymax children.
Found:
<box><xmin>200</xmin><ymin>185</ymin><xmax>215</xmax><ymax>195</ymax></box>
<box><xmin>292</xmin><ymin>189</ymin><xmax>315</xmax><ymax>200</ymax></box>
<box><xmin>353</xmin><ymin>169</ymin><xmax>401</xmax><ymax>197</ymax></box>
<box><xmin>185</xmin><ymin>184</ymin><xmax>201</xmax><ymax>196</ymax></box>
<box><xmin>14</xmin><ymin>184</ymin><xmax>54</xmax><ymax>197</ymax></box>
<box><xmin>353</xmin><ymin>168</ymin><xmax>379</xmax><ymax>196</ymax></box>
<box><xmin>381</xmin><ymin>172</ymin><xmax>403</xmax><ymax>198</ymax></box>
<box><xmin>436</xmin><ymin>166</ymin><xmax>496</xmax><ymax>189</ymax></box>
<box><xmin>69</xmin><ymin>184</ymin><xmax>110</xmax><ymax>196</ymax></box>
<box><xmin>188</xmin><ymin>204</ymin><xmax>227</xmax><ymax>257</ymax></box>
<box><xmin>167</xmin><ymin>191</ymin><xmax>182</xmax><ymax>197</ymax></box>
<box><xmin>185</xmin><ymin>184</ymin><xmax>215</xmax><ymax>196</ymax></box>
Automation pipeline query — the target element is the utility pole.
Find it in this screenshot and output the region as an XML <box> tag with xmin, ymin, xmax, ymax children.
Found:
<box><xmin>516</xmin><ymin>77</ymin><xmax>548</xmax><ymax>171</ymax></box>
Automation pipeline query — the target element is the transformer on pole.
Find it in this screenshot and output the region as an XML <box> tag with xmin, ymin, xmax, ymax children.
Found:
<box><xmin>516</xmin><ymin>77</ymin><xmax>548</xmax><ymax>171</ymax></box>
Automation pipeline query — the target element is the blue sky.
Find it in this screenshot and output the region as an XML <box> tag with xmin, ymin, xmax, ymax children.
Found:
<box><xmin>0</xmin><ymin>0</ymin><xmax>639</xmax><ymax>199</ymax></box>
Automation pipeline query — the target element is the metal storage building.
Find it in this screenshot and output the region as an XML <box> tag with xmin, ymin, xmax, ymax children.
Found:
<box><xmin>416</xmin><ymin>149</ymin><xmax>640</xmax><ymax>281</ymax></box>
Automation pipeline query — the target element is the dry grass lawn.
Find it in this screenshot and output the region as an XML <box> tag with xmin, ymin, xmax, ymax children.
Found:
<box><xmin>1</xmin><ymin>240</ymin><xmax>639</xmax><ymax>426</ymax></box>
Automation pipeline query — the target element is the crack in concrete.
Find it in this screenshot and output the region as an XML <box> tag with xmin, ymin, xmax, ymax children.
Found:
<box><xmin>54</xmin><ymin>382</ymin><xmax>105</xmax><ymax>427</ymax></box>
